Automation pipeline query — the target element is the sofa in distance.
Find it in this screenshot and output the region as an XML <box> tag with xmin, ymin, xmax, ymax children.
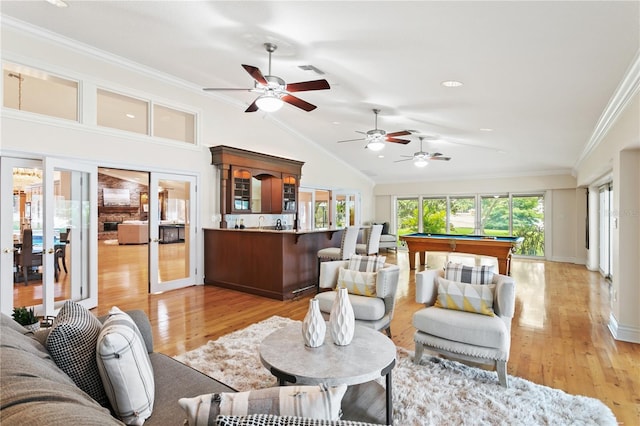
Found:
<box><xmin>117</xmin><ymin>221</ymin><xmax>148</xmax><ymax>244</ymax></box>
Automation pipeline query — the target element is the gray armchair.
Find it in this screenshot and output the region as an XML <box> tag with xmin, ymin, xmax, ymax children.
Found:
<box><xmin>315</xmin><ymin>259</ymin><xmax>400</xmax><ymax>337</ymax></box>
<box><xmin>412</xmin><ymin>268</ymin><xmax>516</xmax><ymax>387</ymax></box>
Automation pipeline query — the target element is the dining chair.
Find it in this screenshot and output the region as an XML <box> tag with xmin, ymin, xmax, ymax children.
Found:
<box><xmin>14</xmin><ymin>228</ymin><xmax>43</xmax><ymax>286</ymax></box>
<box><xmin>316</xmin><ymin>226</ymin><xmax>360</xmax><ymax>289</ymax></box>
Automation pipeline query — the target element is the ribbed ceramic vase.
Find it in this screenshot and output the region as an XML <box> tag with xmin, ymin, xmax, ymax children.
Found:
<box><xmin>302</xmin><ymin>298</ymin><xmax>326</xmax><ymax>347</ymax></box>
<box><xmin>329</xmin><ymin>288</ymin><xmax>355</xmax><ymax>346</ymax></box>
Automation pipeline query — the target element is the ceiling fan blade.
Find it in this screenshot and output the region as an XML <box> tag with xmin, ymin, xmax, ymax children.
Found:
<box><xmin>386</xmin><ymin>130</ymin><xmax>411</xmax><ymax>138</ymax></box>
<box><xmin>337</xmin><ymin>138</ymin><xmax>366</xmax><ymax>143</ymax></box>
<box><xmin>386</xmin><ymin>137</ymin><xmax>411</xmax><ymax>144</ymax></box>
<box><xmin>430</xmin><ymin>156</ymin><xmax>451</xmax><ymax>161</ymax></box>
<box><xmin>394</xmin><ymin>158</ymin><xmax>413</xmax><ymax>163</ymax></box>
<box><xmin>244</xmin><ymin>100</ymin><xmax>259</xmax><ymax>113</ymax></box>
<box><xmin>286</xmin><ymin>79</ymin><xmax>330</xmax><ymax>92</ymax></box>
<box><xmin>203</xmin><ymin>88</ymin><xmax>254</xmax><ymax>91</ymax></box>
<box><xmin>241</xmin><ymin>64</ymin><xmax>268</xmax><ymax>86</ymax></box>
<box><xmin>281</xmin><ymin>94</ymin><xmax>317</xmax><ymax>111</ymax></box>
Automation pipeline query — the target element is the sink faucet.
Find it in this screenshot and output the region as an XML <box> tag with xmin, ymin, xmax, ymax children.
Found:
<box><xmin>258</xmin><ymin>216</ymin><xmax>265</xmax><ymax>229</ymax></box>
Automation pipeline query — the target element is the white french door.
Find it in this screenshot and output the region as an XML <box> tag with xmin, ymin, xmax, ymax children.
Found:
<box><xmin>148</xmin><ymin>172</ymin><xmax>197</xmax><ymax>293</ymax></box>
<box><xmin>1</xmin><ymin>156</ymin><xmax>97</xmax><ymax>316</ymax></box>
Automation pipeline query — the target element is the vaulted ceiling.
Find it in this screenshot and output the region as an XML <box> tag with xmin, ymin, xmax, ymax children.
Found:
<box><xmin>2</xmin><ymin>1</ymin><xmax>638</xmax><ymax>183</ymax></box>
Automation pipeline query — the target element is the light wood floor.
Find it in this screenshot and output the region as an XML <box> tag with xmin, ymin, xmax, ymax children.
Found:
<box><xmin>14</xmin><ymin>242</ymin><xmax>640</xmax><ymax>424</ymax></box>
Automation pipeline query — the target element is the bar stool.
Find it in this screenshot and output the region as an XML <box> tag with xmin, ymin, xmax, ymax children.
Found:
<box><xmin>356</xmin><ymin>224</ymin><xmax>383</xmax><ymax>255</ymax></box>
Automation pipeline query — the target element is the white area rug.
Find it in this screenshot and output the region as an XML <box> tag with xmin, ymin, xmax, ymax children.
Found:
<box><xmin>175</xmin><ymin>316</ymin><xmax>616</xmax><ymax>425</ymax></box>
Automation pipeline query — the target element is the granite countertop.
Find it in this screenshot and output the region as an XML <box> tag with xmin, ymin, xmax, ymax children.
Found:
<box><xmin>203</xmin><ymin>227</ymin><xmax>341</xmax><ymax>235</ymax></box>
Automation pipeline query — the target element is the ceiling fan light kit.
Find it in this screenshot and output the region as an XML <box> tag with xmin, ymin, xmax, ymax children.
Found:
<box><xmin>414</xmin><ymin>158</ymin><xmax>429</xmax><ymax>167</ymax></box>
<box><xmin>366</xmin><ymin>138</ymin><xmax>385</xmax><ymax>151</ymax></box>
<box><xmin>203</xmin><ymin>42</ymin><xmax>330</xmax><ymax>113</ymax></box>
<box><xmin>255</xmin><ymin>94</ymin><xmax>283</xmax><ymax>112</ymax></box>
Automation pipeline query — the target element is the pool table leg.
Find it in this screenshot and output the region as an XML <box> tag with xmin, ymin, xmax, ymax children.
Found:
<box><xmin>408</xmin><ymin>251</ymin><xmax>416</xmax><ymax>269</ymax></box>
<box><xmin>419</xmin><ymin>251</ymin><xmax>426</xmax><ymax>268</ymax></box>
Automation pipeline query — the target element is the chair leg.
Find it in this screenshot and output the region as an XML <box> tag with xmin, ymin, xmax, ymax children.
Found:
<box><xmin>496</xmin><ymin>360</ymin><xmax>508</xmax><ymax>388</ymax></box>
<box><xmin>384</xmin><ymin>326</ymin><xmax>392</xmax><ymax>338</ymax></box>
<box><xmin>414</xmin><ymin>341</ymin><xmax>424</xmax><ymax>365</ymax></box>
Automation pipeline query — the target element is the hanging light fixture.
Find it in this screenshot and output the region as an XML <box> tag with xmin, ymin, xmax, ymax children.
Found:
<box><xmin>255</xmin><ymin>93</ymin><xmax>283</xmax><ymax>112</ymax></box>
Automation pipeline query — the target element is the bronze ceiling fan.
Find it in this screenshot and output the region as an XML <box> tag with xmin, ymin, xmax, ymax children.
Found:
<box><xmin>337</xmin><ymin>109</ymin><xmax>411</xmax><ymax>151</ymax></box>
<box><xmin>203</xmin><ymin>43</ymin><xmax>330</xmax><ymax>113</ymax></box>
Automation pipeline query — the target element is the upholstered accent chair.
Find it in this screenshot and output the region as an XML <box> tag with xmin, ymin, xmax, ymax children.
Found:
<box><xmin>315</xmin><ymin>258</ymin><xmax>400</xmax><ymax>337</ymax></box>
<box><xmin>412</xmin><ymin>267</ymin><xmax>516</xmax><ymax>387</ymax></box>
<box><xmin>355</xmin><ymin>224</ymin><xmax>383</xmax><ymax>255</ymax></box>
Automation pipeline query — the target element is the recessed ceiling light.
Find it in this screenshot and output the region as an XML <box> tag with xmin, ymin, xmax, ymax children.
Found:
<box><xmin>441</xmin><ymin>80</ymin><xmax>463</xmax><ymax>88</ymax></box>
<box><xmin>377</xmin><ymin>155</ymin><xmax>384</xmax><ymax>159</ymax></box>
<box><xmin>332</xmin><ymin>121</ymin><xmax>341</xmax><ymax>125</ymax></box>
<box><xmin>480</xmin><ymin>128</ymin><xmax>494</xmax><ymax>132</ymax></box>
<box><xmin>46</xmin><ymin>0</ymin><xmax>68</xmax><ymax>7</ymax></box>
<box><xmin>125</xmin><ymin>113</ymin><xmax>136</xmax><ymax>119</ymax></box>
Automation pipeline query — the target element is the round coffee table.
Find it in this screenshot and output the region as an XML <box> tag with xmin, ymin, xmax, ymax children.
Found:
<box><xmin>259</xmin><ymin>322</ymin><xmax>396</xmax><ymax>425</ymax></box>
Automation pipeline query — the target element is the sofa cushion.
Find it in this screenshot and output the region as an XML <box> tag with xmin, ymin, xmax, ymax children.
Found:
<box><xmin>316</xmin><ymin>292</ymin><xmax>386</xmax><ymax>321</ymax></box>
<box><xmin>215</xmin><ymin>414</ymin><xmax>381</xmax><ymax>426</ymax></box>
<box><xmin>179</xmin><ymin>385</ymin><xmax>347</xmax><ymax>424</ymax></box>
<box><xmin>444</xmin><ymin>262</ymin><xmax>495</xmax><ymax>285</ymax></box>
<box><xmin>434</xmin><ymin>276</ymin><xmax>495</xmax><ymax>316</ymax></box>
<box><xmin>46</xmin><ymin>300</ymin><xmax>108</xmax><ymax>405</ymax></box>
<box><xmin>347</xmin><ymin>255</ymin><xmax>385</xmax><ymax>272</ymax></box>
<box><xmin>337</xmin><ymin>267</ymin><xmax>376</xmax><ymax>297</ymax></box>
<box><xmin>97</xmin><ymin>307</ymin><xmax>154</xmax><ymax>425</ymax></box>
<box><xmin>0</xmin><ymin>376</ymin><xmax>122</xmax><ymax>426</ymax></box>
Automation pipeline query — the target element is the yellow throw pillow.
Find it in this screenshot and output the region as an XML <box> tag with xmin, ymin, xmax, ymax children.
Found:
<box><xmin>434</xmin><ymin>276</ymin><xmax>495</xmax><ymax>316</ymax></box>
<box><xmin>337</xmin><ymin>267</ymin><xmax>377</xmax><ymax>297</ymax></box>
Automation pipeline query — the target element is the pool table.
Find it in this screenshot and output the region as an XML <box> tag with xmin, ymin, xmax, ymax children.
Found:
<box><xmin>399</xmin><ymin>233</ymin><xmax>524</xmax><ymax>275</ymax></box>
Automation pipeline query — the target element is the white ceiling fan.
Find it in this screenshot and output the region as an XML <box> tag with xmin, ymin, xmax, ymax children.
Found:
<box><xmin>395</xmin><ymin>136</ymin><xmax>451</xmax><ymax>167</ymax></box>
<box><xmin>337</xmin><ymin>109</ymin><xmax>411</xmax><ymax>151</ymax></box>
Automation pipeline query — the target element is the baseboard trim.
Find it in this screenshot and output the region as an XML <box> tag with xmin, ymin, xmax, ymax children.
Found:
<box><xmin>608</xmin><ymin>313</ymin><xmax>640</xmax><ymax>343</ymax></box>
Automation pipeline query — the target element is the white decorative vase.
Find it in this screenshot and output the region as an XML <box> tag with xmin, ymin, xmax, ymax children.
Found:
<box><xmin>329</xmin><ymin>288</ymin><xmax>355</xmax><ymax>346</ymax></box>
<box><xmin>302</xmin><ymin>298</ymin><xmax>326</xmax><ymax>347</ymax></box>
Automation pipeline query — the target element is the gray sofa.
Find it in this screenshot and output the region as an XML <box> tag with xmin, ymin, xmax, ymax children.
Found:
<box><xmin>0</xmin><ymin>310</ymin><xmax>381</xmax><ymax>426</ymax></box>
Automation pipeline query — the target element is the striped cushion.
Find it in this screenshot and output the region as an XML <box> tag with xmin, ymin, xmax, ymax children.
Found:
<box><xmin>179</xmin><ymin>384</ymin><xmax>347</xmax><ymax>424</ymax></box>
<box><xmin>348</xmin><ymin>255</ymin><xmax>385</xmax><ymax>272</ymax></box>
<box><xmin>434</xmin><ymin>276</ymin><xmax>496</xmax><ymax>316</ymax></box>
<box><xmin>444</xmin><ymin>262</ymin><xmax>495</xmax><ymax>284</ymax></box>
<box><xmin>97</xmin><ymin>307</ymin><xmax>154</xmax><ymax>425</ymax></box>
<box><xmin>46</xmin><ymin>300</ymin><xmax>107</xmax><ymax>405</ymax></box>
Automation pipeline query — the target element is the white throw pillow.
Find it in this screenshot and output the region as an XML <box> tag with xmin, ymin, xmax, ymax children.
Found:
<box><xmin>96</xmin><ymin>307</ymin><xmax>154</xmax><ymax>425</ymax></box>
<box><xmin>179</xmin><ymin>384</ymin><xmax>347</xmax><ymax>425</ymax></box>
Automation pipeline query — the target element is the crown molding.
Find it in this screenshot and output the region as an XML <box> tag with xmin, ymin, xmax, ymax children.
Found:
<box><xmin>574</xmin><ymin>49</ymin><xmax>640</xmax><ymax>172</ymax></box>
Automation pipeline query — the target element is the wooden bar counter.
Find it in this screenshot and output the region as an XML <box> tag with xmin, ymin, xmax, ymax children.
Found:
<box><xmin>203</xmin><ymin>228</ymin><xmax>343</xmax><ymax>300</ymax></box>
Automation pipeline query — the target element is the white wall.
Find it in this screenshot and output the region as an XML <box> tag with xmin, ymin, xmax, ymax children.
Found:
<box><xmin>0</xmin><ymin>22</ymin><xmax>374</xmax><ymax>231</ymax></box>
<box><xmin>575</xmin><ymin>90</ymin><xmax>640</xmax><ymax>343</ymax></box>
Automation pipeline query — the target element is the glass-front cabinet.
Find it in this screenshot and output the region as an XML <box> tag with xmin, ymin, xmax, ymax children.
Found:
<box><xmin>210</xmin><ymin>146</ymin><xmax>303</xmax><ymax>228</ymax></box>
<box><xmin>231</xmin><ymin>167</ymin><xmax>251</xmax><ymax>212</ymax></box>
<box><xmin>282</xmin><ymin>175</ymin><xmax>297</xmax><ymax>213</ymax></box>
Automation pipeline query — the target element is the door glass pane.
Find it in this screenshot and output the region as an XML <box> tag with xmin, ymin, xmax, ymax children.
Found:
<box><xmin>55</xmin><ymin>168</ymin><xmax>91</xmax><ymax>303</ymax></box>
<box><xmin>158</xmin><ymin>179</ymin><xmax>189</xmax><ymax>283</ymax></box>
<box><xmin>314</xmin><ymin>190</ymin><xmax>330</xmax><ymax>229</ymax></box>
<box><xmin>449</xmin><ymin>197</ymin><xmax>475</xmax><ymax>234</ymax></box>
<box><xmin>397</xmin><ymin>197</ymin><xmax>419</xmax><ymax>235</ymax></box>
<box><xmin>481</xmin><ymin>195</ymin><xmax>510</xmax><ymax>236</ymax></box>
<box><xmin>512</xmin><ymin>194</ymin><xmax>545</xmax><ymax>256</ymax></box>
<box><xmin>422</xmin><ymin>198</ymin><xmax>447</xmax><ymax>234</ymax></box>
<box><xmin>335</xmin><ymin>194</ymin><xmax>347</xmax><ymax>228</ymax></box>
<box><xmin>298</xmin><ymin>190</ymin><xmax>313</xmax><ymax>231</ymax></box>
<box><xmin>12</xmin><ymin>165</ymin><xmax>44</xmax><ymax>307</ymax></box>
